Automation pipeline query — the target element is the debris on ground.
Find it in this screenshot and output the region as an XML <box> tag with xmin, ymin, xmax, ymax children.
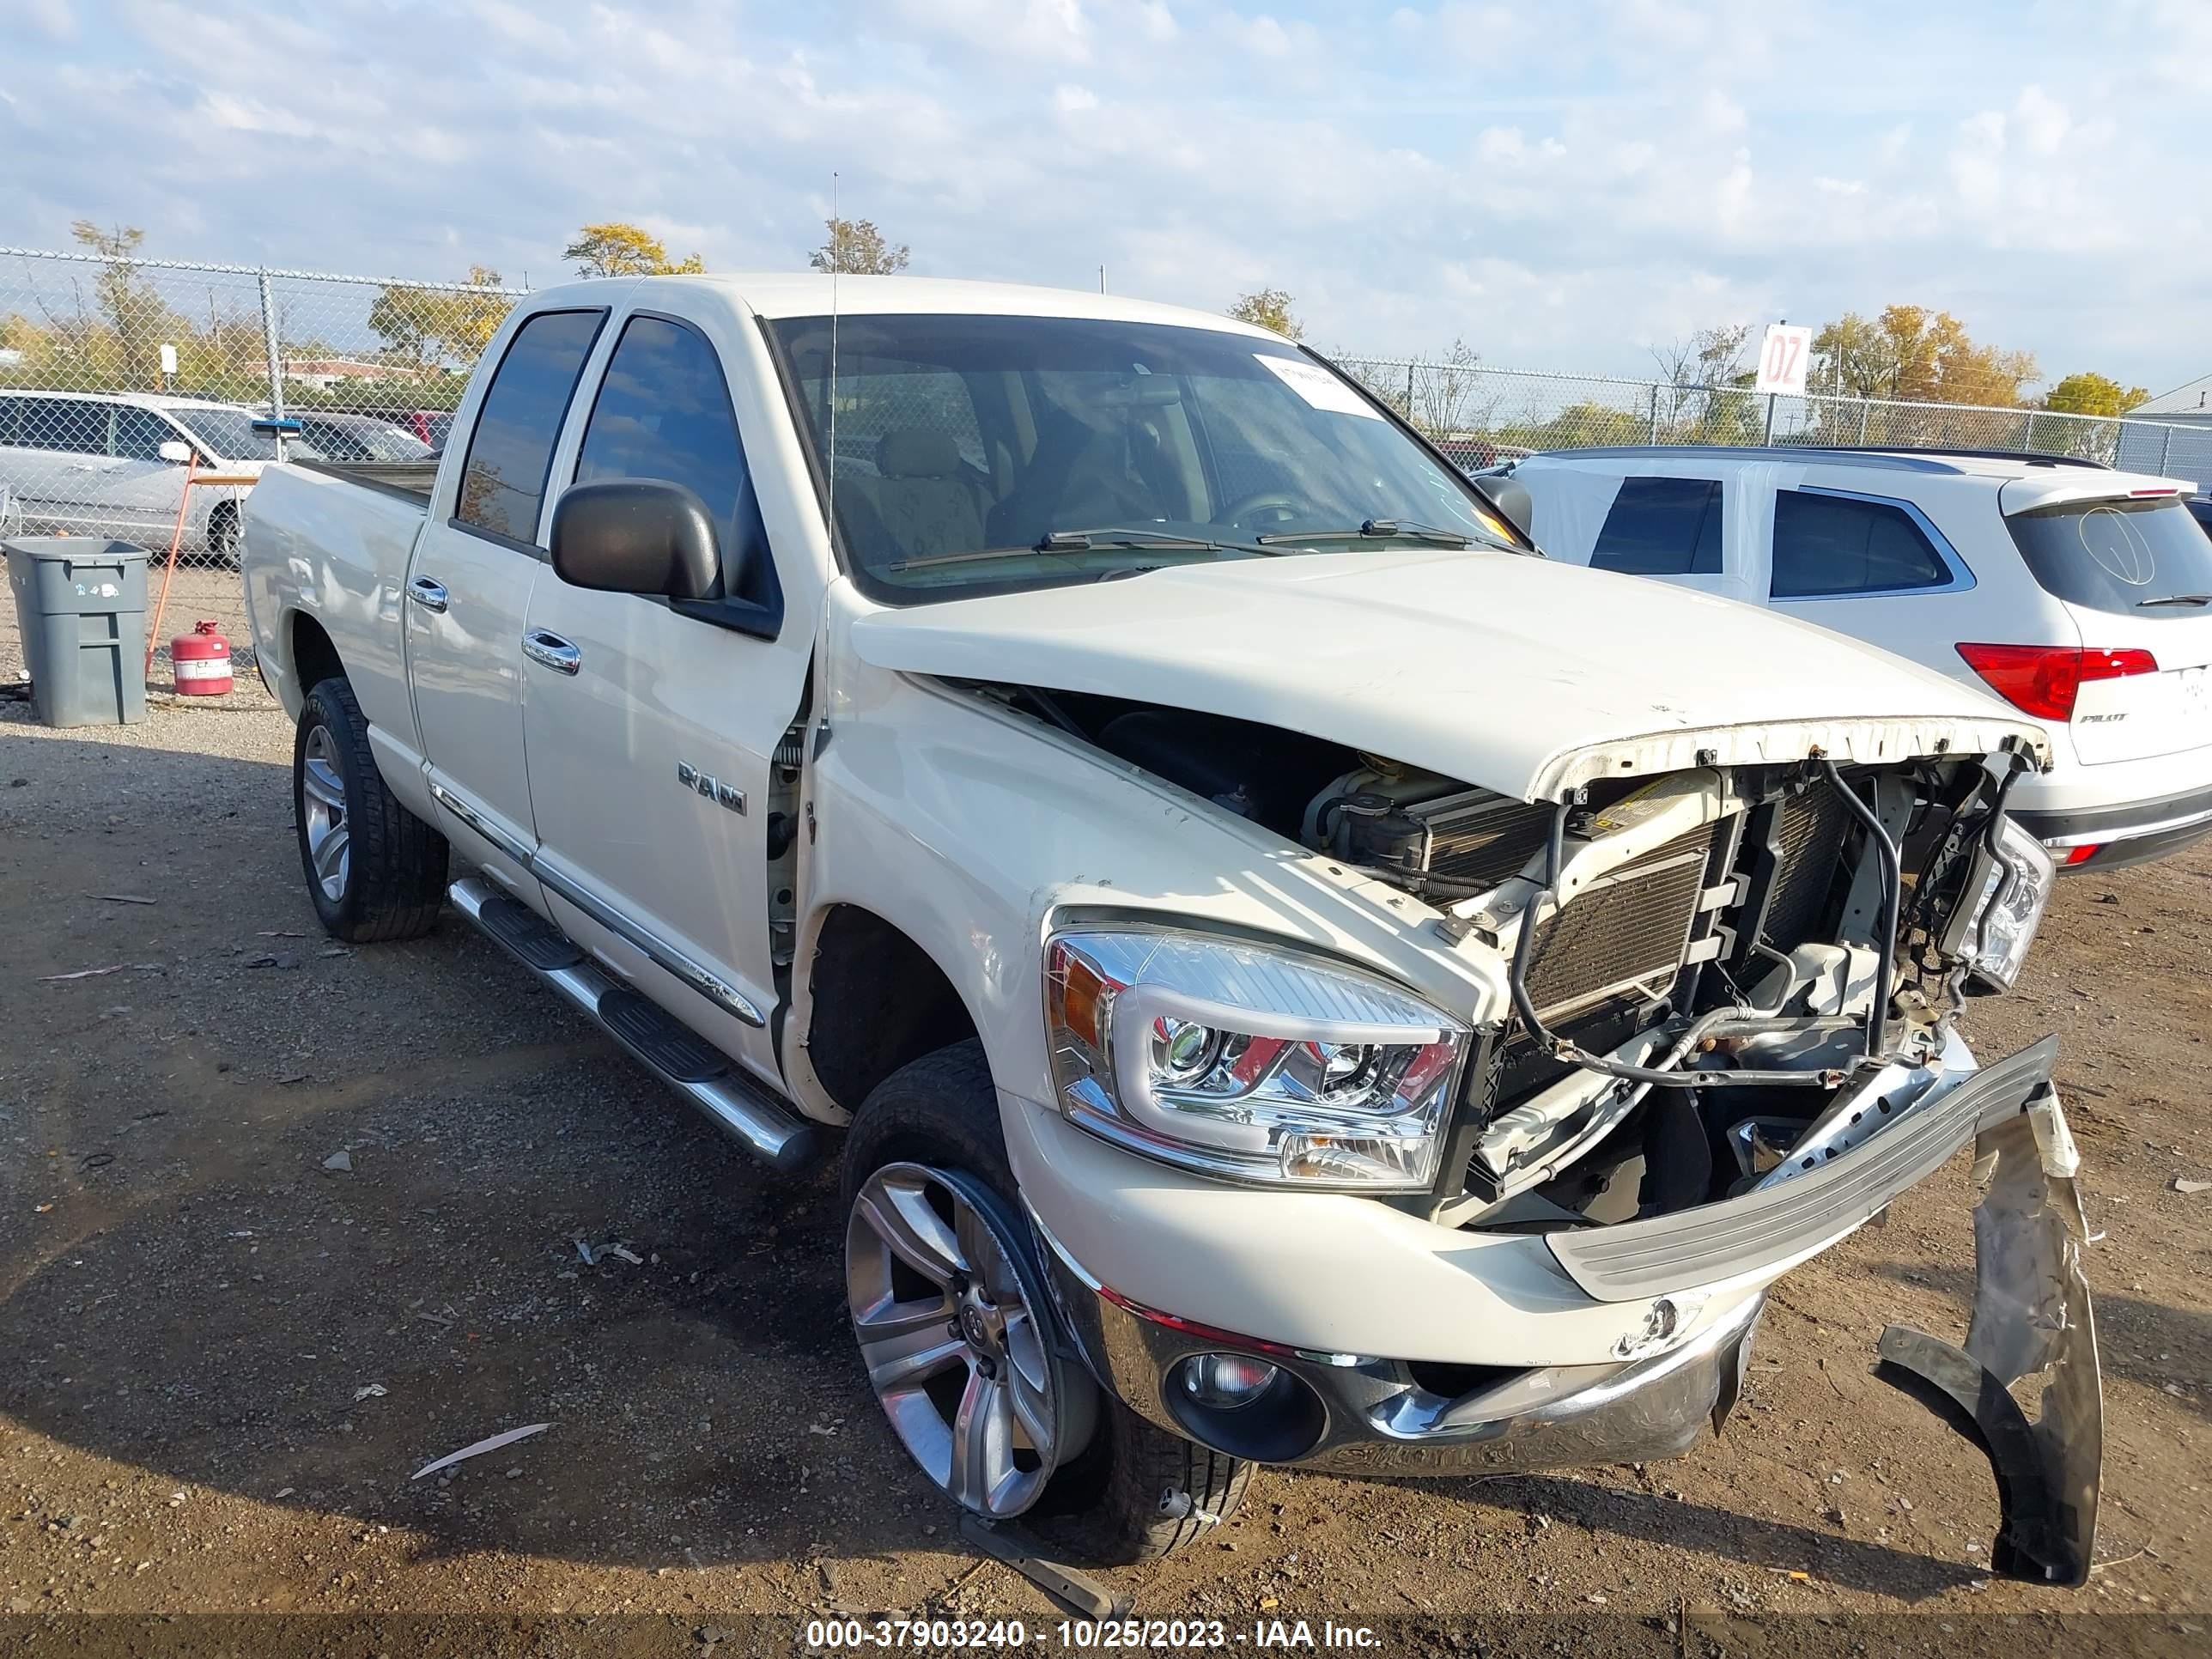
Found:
<box><xmin>2174</xmin><ymin>1176</ymin><xmax>2211</xmax><ymax>1195</ymax></box>
<box><xmin>353</xmin><ymin>1383</ymin><xmax>387</xmax><ymax>1401</ymax></box>
<box><xmin>322</xmin><ymin>1151</ymin><xmax>353</xmax><ymax>1172</ymax></box>
<box><xmin>84</xmin><ymin>892</ymin><xmax>158</xmax><ymax>906</ymax></box>
<box><xmin>410</xmin><ymin>1422</ymin><xmax>552</xmax><ymax>1481</ymax></box>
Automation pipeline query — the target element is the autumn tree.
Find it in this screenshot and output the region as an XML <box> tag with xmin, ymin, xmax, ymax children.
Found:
<box><xmin>1810</xmin><ymin>306</ymin><xmax>2039</xmax><ymax>407</ymax></box>
<box><xmin>69</xmin><ymin>220</ymin><xmax>172</xmax><ymax>386</ymax></box>
<box><xmin>562</xmin><ymin>222</ymin><xmax>706</xmax><ymax>278</ymax></box>
<box><xmin>1649</xmin><ymin>324</ymin><xmax>1758</xmax><ymax>441</ymax></box>
<box><xmin>368</xmin><ymin>265</ymin><xmax>515</xmax><ymax>368</ymax></box>
<box><xmin>809</xmin><ymin>218</ymin><xmax>909</xmax><ymax>275</ymax></box>
<box><xmin>2043</xmin><ymin>372</ymin><xmax>2149</xmax><ymax>418</ymax></box>
<box><xmin>1227</xmin><ymin>287</ymin><xmax>1302</xmax><ymax>339</ymax></box>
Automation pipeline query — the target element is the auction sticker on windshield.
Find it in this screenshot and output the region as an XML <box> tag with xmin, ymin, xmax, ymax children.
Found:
<box><xmin>1256</xmin><ymin>354</ymin><xmax>1383</xmax><ymax>419</ymax></box>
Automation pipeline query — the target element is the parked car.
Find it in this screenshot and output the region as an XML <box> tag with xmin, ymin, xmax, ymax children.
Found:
<box><xmin>240</xmin><ymin>277</ymin><xmax>2095</xmax><ymax>1576</ymax></box>
<box><xmin>0</xmin><ymin>389</ymin><xmax>302</xmax><ymax>563</ymax></box>
<box><xmin>284</xmin><ymin>410</ymin><xmax>434</xmax><ymax>463</ymax></box>
<box><xmin>2188</xmin><ymin>494</ymin><xmax>2212</xmax><ymax>538</ymax></box>
<box><xmin>373</xmin><ymin>408</ymin><xmax>455</xmax><ymax>450</ymax></box>
<box><xmin>1511</xmin><ymin>445</ymin><xmax>2212</xmax><ymax>872</ymax></box>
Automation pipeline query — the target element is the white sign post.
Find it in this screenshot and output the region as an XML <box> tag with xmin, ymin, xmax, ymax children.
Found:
<box><xmin>159</xmin><ymin>341</ymin><xmax>178</xmax><ymax>388</ymax></box>
<box><xmin>1754</xmin><ymin>322</ymin><xmax>1813</xmax><ymax>441</ymax></box>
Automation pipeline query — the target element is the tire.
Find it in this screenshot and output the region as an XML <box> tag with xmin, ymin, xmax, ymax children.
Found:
<box><xmin>293</xmin><ymin>676</ymin><xmax>448</xmax><ymax>942</ymax></box>
<box><xmin>202</xmin><ymin>502</ymin><xmax>240</xmax><ymax>570</ymax></box>
<box><xmin>840</xmin><ymin>1040</ymin><xmax>1252</xmax><ymax>1563</ymax></box>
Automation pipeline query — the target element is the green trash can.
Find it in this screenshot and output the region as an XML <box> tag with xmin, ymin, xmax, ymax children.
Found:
<box><xmin>3</xmin><ymin>538</ymin><xmax>149</xmax><ymax>727</ymax></box>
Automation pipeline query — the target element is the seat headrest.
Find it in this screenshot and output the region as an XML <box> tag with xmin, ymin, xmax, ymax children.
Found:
<box><xmin>876</xmin><ymin>429</ymin><xmax>963</xmax><ymax>479</ymax></box>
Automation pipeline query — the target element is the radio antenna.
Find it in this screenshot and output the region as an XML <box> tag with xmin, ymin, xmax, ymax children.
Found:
<box><xmin>827</xmin><ymin>170</ymin><xmax>840</xmax><ymax>543</ymax></box>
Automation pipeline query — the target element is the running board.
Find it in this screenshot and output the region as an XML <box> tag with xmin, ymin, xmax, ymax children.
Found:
<box><xmin>448</xmin><ymin>878</ymin><xmax>818</xmax><ymax>1174</ymax></box>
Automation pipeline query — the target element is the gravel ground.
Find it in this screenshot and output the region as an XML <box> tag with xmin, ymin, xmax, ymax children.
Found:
<box><xmin>1</xmin><ymin>566</ymin><xmax>2207</xmax><ymax>1653</ymax></box>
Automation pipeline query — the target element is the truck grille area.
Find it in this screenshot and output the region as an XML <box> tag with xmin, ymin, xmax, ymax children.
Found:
<box><xmin>1419</xmin><ymin>797</ymin><xmax>1559</xmax><ymax>893</ymax></box>
<box><xmin>1758</xmin><ymin>789</ymin><xmax>1850</xmax><ymax>951</ymax></box>
<box><xmin>1522</xmin><ymin>823</ymin><xmax>1720</xmax><ymax>1020</ymax></box>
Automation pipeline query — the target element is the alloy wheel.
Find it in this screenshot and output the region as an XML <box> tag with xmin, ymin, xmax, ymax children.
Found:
<box><xmin>845</xmin><ymin>1163</ymin><xmax>1073</xmax><ymax>1517</ymax></box>
<box><xmin>301</xmin><ymin>725</ymin><xmax>350</xmax><ymax>902</ymax></box>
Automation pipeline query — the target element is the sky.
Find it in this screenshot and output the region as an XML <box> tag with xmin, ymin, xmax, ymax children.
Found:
<box><xmin>3</xmin><ymin>0</ymin><xmax>2207</xmax><ymax>392</ymax></box>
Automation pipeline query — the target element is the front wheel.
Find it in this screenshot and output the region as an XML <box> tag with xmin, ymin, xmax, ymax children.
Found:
<box><xmin>294</xmin><ymin>677</ymin><xmax>449</xmax><ymax>942</ymax></box>
<box><xmin>841</xmin><ymin>1042</ymin><xmax>1252</xmax><ymax>1561</ymax></box>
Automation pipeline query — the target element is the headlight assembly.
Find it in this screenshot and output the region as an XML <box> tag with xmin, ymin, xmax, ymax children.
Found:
<box><xmin>1943</xmin><ymin>814</ymin><xmax>2056</xmax><ymax>992</ymax></box>
<box><xmin>1043</xmin><ymin>927</ymin><xmax>1469</xmax><ymax>1190</ymax></box>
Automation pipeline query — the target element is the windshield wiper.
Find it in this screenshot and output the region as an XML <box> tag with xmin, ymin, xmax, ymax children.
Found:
<box><xmin>2137</xmin><ymin>593</ymin><xmax>2212</xmax><ymax>608</ymax></box>
<box><xmin>889</xmin><ymin>527</ymin><xmax>1276</xmax><ymax>573</ymax></box>
<box><xmin>1255</xmin><ymin>517</ymin><xmax>1477</xmax><ymax>549</ymax></box>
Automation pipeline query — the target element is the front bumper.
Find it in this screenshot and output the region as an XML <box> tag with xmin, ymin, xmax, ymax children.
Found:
<box><xmin>1024</xmin><ymin>1037</ymin><xmax>2097</xmax><ymax>1566</ymax></box>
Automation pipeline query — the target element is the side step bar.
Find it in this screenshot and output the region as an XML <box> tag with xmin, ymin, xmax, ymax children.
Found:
<box><xmin>448</xmin><ymin>878</ymin><xmax>819</xmax><ymax>1174</ymax></box>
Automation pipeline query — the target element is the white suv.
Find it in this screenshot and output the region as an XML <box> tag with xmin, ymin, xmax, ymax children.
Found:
<box><xmin>1510</xmin><ymin>446</ymin><xmax>2212</xmax><ymax>872</ymax></box>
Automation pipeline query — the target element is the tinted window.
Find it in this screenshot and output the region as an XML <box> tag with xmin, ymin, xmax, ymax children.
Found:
<box><xmin>2007</xmin><ymin>496</ymin><xmax>2212</xmax><ymax>618</ymax></box>
<box><xmin>1589</xmin><ymin>477</ymin><xmax>1723</xmax><ymax>575</ymax></box>
<box><xmin>17</xmin><ymin>398</ymin><xmax>109</xmax><ymax>456</ymax></box>
<box><xmin>1771</xmin><ymin>489</ymin><xmax>1953</xmax><ymax>598</ymax></box>
<box><xmin>456</xmin><ymin>309</ymin><xmax>605</xmax><ymax>543</ymax></box>
<box><xmin>113</xmin><ymin>405</ymin><xmax>178</xmax><ymax>462</ymax></box>
<box><xmin>769</xmin><ymin>313</ymin><xmax>1519</xmax><ymax>605</ymax></box>
<box><xmin>574</xmin><ymin>314</ymin><xmax>776</xmax><ymax>608</ymax></box>
<box><xmin>156</xmin><ymin>406</ymin><xmax>288</xmax><ymax>461</ymax></box>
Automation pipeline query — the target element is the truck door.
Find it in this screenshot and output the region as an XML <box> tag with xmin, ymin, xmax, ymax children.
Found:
<box><xmin>519</xmin><ymin>308</ymin><xmax>808</xmax><ymax>1085</ymax></box>
<box><xmin>404</xmin><ymin>306</ymin><xmax>609</xmax><ymax>890</ymax></box>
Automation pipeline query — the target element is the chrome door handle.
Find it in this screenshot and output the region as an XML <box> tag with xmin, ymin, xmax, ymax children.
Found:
<box><xmin>407</xmin><ymin>575</ymin><xmax>450</xmax><ymax>613</ymax></box>
<box><xmin>521</xmin><ymin>629</ymin><xmax>581</xmax><ymax>675</ymax></box>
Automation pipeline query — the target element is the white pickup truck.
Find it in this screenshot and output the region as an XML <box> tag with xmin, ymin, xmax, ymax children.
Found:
<box><xmin>241</xmin><ymin>275</ymin><xmax>2101</xmax><ymax>1577</ymax></box>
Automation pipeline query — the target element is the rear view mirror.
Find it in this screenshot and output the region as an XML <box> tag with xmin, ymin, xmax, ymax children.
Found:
<box><xmin>157</xmin><ymin>440</ymin><xmax>192</xmax><ymax>465</ymax></box>
<box><xmin>550</xmin><ymin>480</ymin><xmax>721</xmax><ymax>601</ymax></box>
<box><xmin>1473</xmin><ymin>474</ymin><xmax>1534</xmax><ymax>540</ymax></box>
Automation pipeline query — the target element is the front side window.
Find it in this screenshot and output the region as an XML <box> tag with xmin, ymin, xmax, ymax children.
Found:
<box><xmin>768</xmin><ymin>313</ymin><xmax>1520</xmax><ymax>604</ymax></box>
<box><xmin>574</xmin><ymin>313</ymin><xmax>776</xmax><ymax>611</ymax></box>
<box><xmin>2007</xmin><ymin>495</ymin><xmax>2212</xmax><ymax>617</ymax></box>
<box><xmin>456</xmin><ymin>309</ymin><xmax>606</xmax><ymax>544</ymax></box>
<box><xmin>113</xmin><ymin>405</ymin><xmax>179</xmax><ymax>463</ymax></box>
<box><xmin>154</xmin><ymin>406</ymin><xmax>290</xmax><ymax>462</ymax></box>
<box><xmin>1589</xmin><ymin>476</ymin><xmax>1723</xmax><ymax>575</ymax></box>
<box><xmin>1771</xmin><ymin>488</ymin><xmax>1954</xmax><ymax>598</ymax></box>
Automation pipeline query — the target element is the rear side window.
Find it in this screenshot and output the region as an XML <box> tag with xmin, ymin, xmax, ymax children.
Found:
<box><xmin>455</xmin><ymin>309</ymin><xmax>605</xmax><ymax>544</ymax></box>
<box><xmin>1771</xmin><ymin>489</ymin><xmax>1954</xmax><ymax>598</ymax></box>
<box><xmin>2007</xmin><ymin>496</ymin><xmax>2212</xmax><ymax>618</ymax></box>
<box><xmin>574</xmin><ymin>313</ymin><xmax>779</xmax><ymax>613</ymax></box>
<box><xmin>16</xmin><ymin>398</ymin><xmax>110</xmax><ymax>457</ymax></box>
<box><xmin>1589</xmin><ymin>477</ymin><xmax>1723</xmax><ymax>575</ymax></box>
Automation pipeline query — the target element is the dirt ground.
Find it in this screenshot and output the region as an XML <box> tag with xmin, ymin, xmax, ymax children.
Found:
<box><xmin>2</xmin><ymin>567</ymin><xmax>2208</xmax><ymax>1654</ymax></box>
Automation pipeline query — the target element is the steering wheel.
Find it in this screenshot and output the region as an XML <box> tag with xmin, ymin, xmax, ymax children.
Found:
<box><xmin>1216</xmin><ymin>489</ymin><xmax>1306</xmax><ymax>530</ymax></box>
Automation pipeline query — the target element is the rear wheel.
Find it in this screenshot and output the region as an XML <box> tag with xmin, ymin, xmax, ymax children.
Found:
<box><xmin>294</xmin><ymin>677</ymin><xmax>448</xmax><ymax>942</ymax></box>
<box><xmin>841</xmin><ymin>1041</ymin><xmax>1252</xmax><ymax>1561</ymax></box>
<box><xmin>204</xmin><ymin>501</ymin><xmax>240</xmax><ymax>569</ymax></box>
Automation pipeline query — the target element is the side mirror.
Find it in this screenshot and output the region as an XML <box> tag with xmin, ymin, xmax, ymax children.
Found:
<box><xmin>156</xmin><ymin>440</ymin><xmax>192</xmax><ymax>465</ymax></box>
<box><xmin>550</xmin><ymin>480</ymin><xmax>721</xmax><ymax>601</ymax></box>
<box><xmin>1472</xmin><ymin>474</ymin><xmax>1534</xmax><ymax>540</ymax></box>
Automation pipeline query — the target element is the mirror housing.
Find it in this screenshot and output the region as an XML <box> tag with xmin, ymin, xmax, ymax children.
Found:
<box><xmin>1472</xmin><ymin>473</ymin><xmax>1534</xmax><ymax>540</ymax></box>
<box><xmin>550</xmin><ymin>480</ymin><xmax>722</xmax><ymax>601</ymax></box>
<box><xmin>156</xmin><ymin>440</ymin><xmax>193</xmax><ymax>465</ymax></box>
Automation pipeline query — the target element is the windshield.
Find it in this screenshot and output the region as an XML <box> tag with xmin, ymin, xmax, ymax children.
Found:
<box><xmin>155</xmin><ymin>405</ymin><xmax>289</xmax><ymax>461</ymax></box>
<box><xmin>767</xmin><ymin>313</ymin><xmax>1520</xmax><ymax>603</ymax></box>
<box><xmin>2006</xmin><ymin>495</ymin><xmax>2212</xmax><ymax>617</ymax></box>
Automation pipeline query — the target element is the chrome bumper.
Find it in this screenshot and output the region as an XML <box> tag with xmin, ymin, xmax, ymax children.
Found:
<box><xmin>1036</xmin><ymin>1220</ymin><xmax>1765</xmax><ymax>1479</ymax></box>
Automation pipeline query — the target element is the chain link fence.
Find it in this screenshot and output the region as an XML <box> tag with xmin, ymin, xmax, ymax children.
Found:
<box><xmin>3</xmin><ymin>245</ymin><xmax>2207</xmax><ymax>576</ymax></box>
<box><xmin>1332</xmin><ymin>354</ymin><xmax>2212</xmax><ymax>478</ymax></box>
<box><xmin>0</xmin><ymin>247</ymin><xmax>528</xmax><ymax>565</ymax></box>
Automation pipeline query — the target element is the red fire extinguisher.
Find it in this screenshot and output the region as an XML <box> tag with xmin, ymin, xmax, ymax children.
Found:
<box><xmin>172</xmin><ymin>619</ymin><xmax>233</xmax><ymax>697</ymax></box>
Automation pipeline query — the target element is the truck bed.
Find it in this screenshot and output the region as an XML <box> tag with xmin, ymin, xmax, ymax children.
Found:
<box><xmin>294</xmin><ymin>456</ymin><xmax>440</xmax><ymax>505</ymax></box>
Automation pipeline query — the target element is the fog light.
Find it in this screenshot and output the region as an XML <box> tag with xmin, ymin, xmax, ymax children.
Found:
<box><xmin>1177</xmin><ymin>1352</ymin><xmax>1279</xmax><ymax>1410</ymax></box>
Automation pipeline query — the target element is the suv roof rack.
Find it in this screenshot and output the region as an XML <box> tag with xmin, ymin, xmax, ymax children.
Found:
<box><xmin>1531</xmin><ymin>443</ymin><xmax>2113</xmax><ymax>475</ymax></box>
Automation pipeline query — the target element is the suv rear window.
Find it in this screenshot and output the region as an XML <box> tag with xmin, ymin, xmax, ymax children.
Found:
<box><xmin>1589</xmin><ymin>476</ymin><xmax>1723</xmax><ymax>575</ymax></box>
<box><xmin>1771</xmin><ymin>489</ymin><xmax>1954</xmax><ymax>598</ymax></box>
<box><xmin>2007</xmin><ymin>496</ymin><xmax>2212</xmax><ymax>617</ymax></box>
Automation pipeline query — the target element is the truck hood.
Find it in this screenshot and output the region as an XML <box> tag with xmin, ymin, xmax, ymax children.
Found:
<box><xmin>850</xmin><ymin>549</ymin><xmax>2049</xmax><ymax>800</ymax></box>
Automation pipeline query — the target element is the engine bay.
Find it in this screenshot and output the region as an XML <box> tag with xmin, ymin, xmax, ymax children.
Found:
<box><xmin>968</xmin><ymin>680</ymin><xmax>2036</xmax><ymax>1230</ymax></box>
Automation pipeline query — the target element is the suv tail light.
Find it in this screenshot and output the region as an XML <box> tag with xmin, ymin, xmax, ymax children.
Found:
<box><xmin>1955</xmin><ymin>642</ymin><xmax>2159</xmax><ymax>722</ymax></box>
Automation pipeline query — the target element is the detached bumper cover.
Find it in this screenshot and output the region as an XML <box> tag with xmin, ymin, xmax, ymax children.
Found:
<box><xmin>1547</xmin><ymin>1038</ymin><xmax>2057</xmax><ymax>1301</ymax></box>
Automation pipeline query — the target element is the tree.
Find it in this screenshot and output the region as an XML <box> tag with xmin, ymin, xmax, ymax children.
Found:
<box><xmin>368</xmin><ymin>265</ymin><xmax>515</xmax><ymax>368</ymax></box>
<box><xmin>1227</xmin><ymin>287</ymin><xmax>1302</xmax><ymax>339</ymax></box>
<box><xmin>562</xmin><ymin>222</ymin><xmax>706</xmax><ymax>278</ymax></box>
<box><xmin>2043</xmin><ymin>372</ymin><xmax>2149</xmax><ymax>418</ymax></box>
<box><xmin>1810</xmin><ymin>306</ymin><xmax>2038</xmax><ymax>407</ymax></box>
<box><xmin>69</xmin><ymin>220</ymin><xmax>168</xmax><ymax>386</ymax></box>
<box><xmin>1648</xmin><ymin>324</ymin><xmax>1758</xmax><ymax>441</ymax></box>
<box><xmin>809</xmin><ymin>218</ymin><xmax>909</xmax><ymax>275</ymax></box>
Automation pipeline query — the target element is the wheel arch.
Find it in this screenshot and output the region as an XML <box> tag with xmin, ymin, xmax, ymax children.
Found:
<box><xmin>787</xmin><ymin>901</ymin><xmax>988</xmax><ymax>1127</ymax></box>
<box><xmin>288</xmin><ymin>610</ymin><xmax>344</xmax><ymax>706</ymax></box>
